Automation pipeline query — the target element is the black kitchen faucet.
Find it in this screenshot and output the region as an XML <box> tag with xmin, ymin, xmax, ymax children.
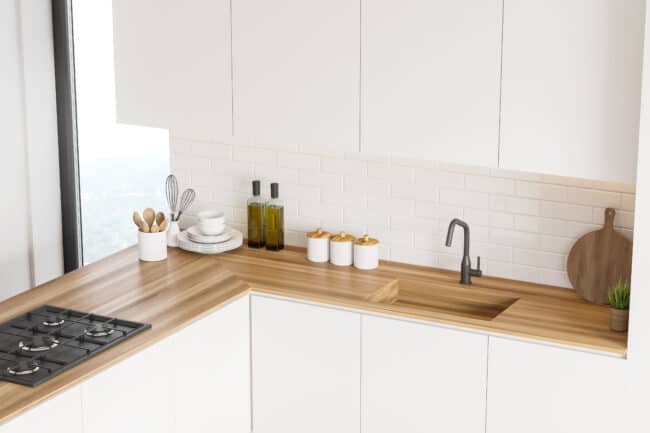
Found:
<box><xmin>445</xmin><ymin>218</ymin><xmax>482</xmax><ymax>285</ymax></box>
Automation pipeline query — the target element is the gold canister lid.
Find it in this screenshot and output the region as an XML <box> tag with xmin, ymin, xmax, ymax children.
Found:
<box><xmin>331</xmin><ymin>231</ymin><xmax>356</xmax><ymax>242</ymax></box>
<box><xmin>354</xmin><ymin>234</ymin><xmax>379</xmax><ymax>246</ymax></box>
<box><xmin>307</xmin><ymin>227</ymin><xmax>332</xmax><ymax>239</ymax></box>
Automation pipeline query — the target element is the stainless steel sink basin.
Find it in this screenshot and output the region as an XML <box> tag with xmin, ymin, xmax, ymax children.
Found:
<box><xmin>375</xmin><ymin>279</ymin><xmax>519</xmax><ymax>321</ymax></box>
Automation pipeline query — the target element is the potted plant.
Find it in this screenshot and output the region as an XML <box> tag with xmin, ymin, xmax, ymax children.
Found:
<box><xmin>608</xmin><ymin>279</ymin><xmax>630</xmax><ymax>332</ymax></box>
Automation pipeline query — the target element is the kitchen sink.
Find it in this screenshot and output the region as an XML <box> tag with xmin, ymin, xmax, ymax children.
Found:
<box><xmin>375</xmin><ymin>279</ymin><xmax>519</xmax><ymax>321</ymax></box>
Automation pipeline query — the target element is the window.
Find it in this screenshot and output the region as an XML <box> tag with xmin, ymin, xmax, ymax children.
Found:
<box><xmin>71</xmin><ymin>1</ymin><xmax>169</xmax><ymax>264</ymax></box>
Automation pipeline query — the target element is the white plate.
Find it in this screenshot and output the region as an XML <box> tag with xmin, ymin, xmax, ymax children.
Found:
<box><xmin>178</xmin><ymin>229</ymin><xmax>243</xmax><ymax>254</ymax></box>
<box><xmin>186</xmin><ymin>225</ymin><xmax>232</xmax><ymax>244</ymax></box>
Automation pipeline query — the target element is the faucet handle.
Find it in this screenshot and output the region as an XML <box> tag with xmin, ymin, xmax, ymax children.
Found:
<box><xmin>471</xmin><ymin>256</ymin><xmax>483</xmax><ymax>277</ymax></box>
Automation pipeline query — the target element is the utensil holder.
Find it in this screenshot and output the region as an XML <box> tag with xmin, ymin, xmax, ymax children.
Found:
<box><xmin>138</xmin><ymin>231</ymin><xmax>167</xmax><ymax>261</ymax></box>
<box><xmin>167</xmin><ymin>221</ymin><xmax>181</xmax><ymax>247</ymax></box>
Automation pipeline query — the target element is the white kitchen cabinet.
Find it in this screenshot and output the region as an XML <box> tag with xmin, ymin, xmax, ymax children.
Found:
<box><xmin>499</xmin><ymin>0</ymin><xmax>645</xmax><ymax>184</ymax></box>
<box><xmin>487</xmin><ymin>337</ymin><xmax>633</xmax><ymax>433</ymax></box>
<box><xmin>232</xmin><ymin>0</ymin><xmax>359</xmax><ymax>152</ymax></box>
<box><xmin>361</xmin><ymin>314</ymin><xmax>488</xmax><ymax>433</ymax></box>
<box><xmin>82</xmin><ymin>337</ymin><xmax>174</xmax><ymax>433</ymax></box>
<box><xmin>251</xmin><ymin>296</ymin><xmax>360</xmax><ymax>433</ymax></box>
<box><xmin>112</xmin><ymin>0</ymin><xmax>232</xmax><ymax>139</ymax></box>
<box><xmin>172</xmin><ymin>296</ymin><xmax>251</xmax><ymax>433</ymax></box>
<box><xmin>0</xmin><ymin>386</ymin><xmax>82</xmax><ymax>433</ymax></box>
<box><xmin>361</xmin><ymin>0</ymin><xmax>503</xmax><ymax>167</ymax></box>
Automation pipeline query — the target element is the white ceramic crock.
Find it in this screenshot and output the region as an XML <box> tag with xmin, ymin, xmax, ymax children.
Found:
<box><xmin>353</xmin><ymin>234</ymin><xmax>380</xmax><ymax>270</ymax></box>
<box><xmin>167</xmin><ymin>220</ymin><xmax>181</xmax><ymax>247</ymax></box>
<box><xmin>306</xmin><ymin>228</ymin><xmax>331</xmax><ymax>263</ymax></box>
<box><xmin>138</xmin><ymin>230</ymin><xmax>168</xmax><ymax>261</ymax></box>
<box><xmin>330</xmin><ymin>232</ymin><xmax>356</xmax><ymax>266</ymax></box>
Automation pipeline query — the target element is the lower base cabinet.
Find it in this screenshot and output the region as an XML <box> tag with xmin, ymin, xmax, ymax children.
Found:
<box><xmin>361</xmin><ymin>315</ymin><xmax>488</xmax><ymax>433</ymax></box>
<box><xmin>0</xmin><ymin>386</ymin><xmax>83</xmax><ymax>433</ymax></box>
<box><xmin>81</xmin><ymin>334</ymin><xmax>175</xmax><ymax>433</ymax></box>
<box><xmin>251</xmin><ymin>295</ymin><xmax>361</xmax><ymax>433</ymax></box>
<box><xmin>486</xmin><ymin>337</ymin><xmax>633</xmax><ymax>433</ymax></box>
<box><xmin>172</xmin><ymin>295</ymin><xmax>251</xmax><ymax>433</ymax></box>
<box><xmin>82</xmin><ymin>295</ymin><xmax>250</xmax><ymax>433</ymax></box>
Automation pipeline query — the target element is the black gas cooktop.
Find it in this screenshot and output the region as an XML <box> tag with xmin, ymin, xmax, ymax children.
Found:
<box><xmin>0</xmin><ymin>305</ymin><xmax>151</xmax><ymax>387</ymax></box>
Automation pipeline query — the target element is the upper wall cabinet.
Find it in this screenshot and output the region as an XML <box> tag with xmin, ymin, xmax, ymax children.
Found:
<box><xmin>361</xmin><ymin>0</ymin><xmax>503</xmax><ymax>167</ymax></box>
<box><xmin>499</xmin><ymin>0</ymin><xmax>645</xmax><ymax>184</ymax></box>
<box><xmin>232</xmin><ymin>0</ymin><xmax>360</xmax><ymax>152</ymax></box>
<box><xmin>112</xmin><ymin>0</ymin><xmax>232</xmax><ymax>139</ymax></box>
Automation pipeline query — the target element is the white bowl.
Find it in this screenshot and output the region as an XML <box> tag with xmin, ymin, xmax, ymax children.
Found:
<box><xmin>197</xmin><ymin>210</ymin><xmax>226</xmax><ymax>235</ymax></box>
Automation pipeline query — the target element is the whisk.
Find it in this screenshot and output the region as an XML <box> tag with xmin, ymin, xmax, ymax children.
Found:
<box><xmin>175</xmin><ymin>188</ymin><xmax>196</xmax><ymax>221</ymax></box>
<box><xmin>165</xmin><ymin>175</ymin><xmax>179</xmax><ymax>220</ymax></box>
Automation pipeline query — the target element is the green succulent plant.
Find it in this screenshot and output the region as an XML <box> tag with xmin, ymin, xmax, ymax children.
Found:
<box><xmin>608</xmin><ymin>279</ymin><xmax>631</xmax><ymax>310</ymax></box>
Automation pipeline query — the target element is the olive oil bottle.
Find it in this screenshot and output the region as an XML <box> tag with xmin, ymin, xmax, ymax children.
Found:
<box><xmin>265</xmin><ymin>183</ymin><xmax>284</xmax><ymax>251</ymax></box>
<box><xmin>247</xmin><ymin>180</ymin><xmax>266</xmax><ymax>248</ymax></box>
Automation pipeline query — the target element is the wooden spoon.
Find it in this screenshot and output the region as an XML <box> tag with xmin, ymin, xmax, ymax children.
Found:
<box><xmin>151</xmin><ymin>224</ymin><xmax>160</xmax><ymax>233</ymax></box>
<box><xmin>159</xmin><ymin>218</ymin><xmax>169</xmax><ymax>232</ymax></box>
<box><xmin>156</xmin><ymin>211</ymin><xmax>166</xmax><ymax>227</ymax></box>
<box><xmin>133</xmin><ymin>211</ymin><xmax>149</xmax><ymax>233</ymax></box>
<box><xmin>143</xmin><ymin>208</ymin><xmax>155</xmax><ymax>230</ymax></box>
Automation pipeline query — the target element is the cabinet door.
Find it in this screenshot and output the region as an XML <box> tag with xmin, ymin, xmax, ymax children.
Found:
<box><xmin>112</xmin><ymin>0</ymin><xmax>232</xmax><ymax>139</ymax></box>
<box><xmin>0</xmin><ymin>386</ymin><xmax>82</xmax><ymax>432</ymax></box>
<box><xmin>251</xmin><ymin>296</ymin><xmax>360</xmax><ymax>433</ymax></box>
<box><xmin>487</xmin><ymin>337</ymin><xmax>633</xmax><ymax>433</ymax></box>
<box><xmin>499</xmin><ymin>0</ymin><xmax>644</xmax><ymax>183</ymax></box>
<box><xmin>362</xmin><ymin>315</ymin><xmax>488</xmax><ymax>433</ymax></box>
<box><xmin>82</xmin><ymin>337</ymin><xmax>174</xmax><ymax>433</ymax></box>
<box><xmin>361</xmin><ymin>0</ymin><xmax>502</xmax><ymax>167</ymax></box>
<box><xmin>232</xmin><ymin>0</ymin><xmax>359</xmax><ymax>152</ymax></box>
<box><xmin>173</xmin><ymin>296</ymin><xmax>251</xmax><ymax>433</ymax></box>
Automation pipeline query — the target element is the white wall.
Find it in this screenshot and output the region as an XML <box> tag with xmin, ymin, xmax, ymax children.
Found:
<box><xmin>170</xmin><ymin>136</ymin><xmax>635</xmax><ymax>289</ymax></box>
<box><xmin>0</xmin><ymin>0</ymin><xmax>63</xmax><ymax>300</ymax></box>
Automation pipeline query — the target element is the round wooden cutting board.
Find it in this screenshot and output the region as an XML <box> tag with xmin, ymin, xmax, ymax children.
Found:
<box><xmin>567</xmin><ymin>208</ymin><xmax>632</xmax><ymax>304</ymax></box>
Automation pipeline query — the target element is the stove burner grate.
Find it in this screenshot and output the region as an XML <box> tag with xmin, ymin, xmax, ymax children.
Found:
<box><xmin>18</xmin><ymin>336</ymin><xmax>59</xmax><ymax>352</ymax></box>
<box><xmin>84</xmin><ymin>324</ymin><xmax>115</xmax><ymax>338</ymax></box>
<box><xmin>7</xmin><ymin>360</ymin><xmax>40</xmax><ymax>376</ymax></box>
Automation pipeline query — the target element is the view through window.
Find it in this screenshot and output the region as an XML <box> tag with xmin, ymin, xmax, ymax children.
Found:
<box><xmin>72</xmin><ymin>1</ymin><xmax>169</xmax><ymax>264</ymax></box>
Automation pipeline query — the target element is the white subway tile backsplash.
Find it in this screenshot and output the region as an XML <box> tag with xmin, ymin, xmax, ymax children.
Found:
<box><xmin>466</xmin><ymin>175</ymin><xmax>514</xmax><ymax>195</ymax></box>
<box><xmin>566</xmin><ymin>187</ymin><xmax>621</xmax><ymax>208</ymax></box>
<box><xmin>621</xmin><ymin>194</ymin><xmax>636</xmax><ymax>211</ymax></box>
<box><xmin>191</xmin><ymin>141</ymin><xmax>232</xmax><ymax>160</ymax></box>
<box><xmin>439</xmin><ymin>189</ymin><xmax>489</xmax><ymax>209</ymax></box>
<box><xmin>416</xmin><ymin>169</ymin><xmax>465</xmax><ymax>189</ymax></box>
<box><xmin>170</xmin><ymin>135</ymin><xmax>636</xmax><ymax>290</ymax></box>
<box><xmin>490</xmin><ymin>195</ymin><xmax>541</xmax><ymax>216</ymax></box>
<box><xmin>540</xmin><ymin>201</ymin><xmax>593</xmax><ymax>223</ymax></box>
<box><xmin>513</xmin><ymin>249</ymin><xmax>565</xmax><ymax>271</ymax></box>
<box><xmin>321</xmin><ymin>157</ymin><xmax>366</xmax><ymax>175</ymax></box>
<box><xmin>515</xmin><ymin>181</ymin><xmax>567</xmax><ymax>202</ymax></box>
<box><xmin>233</xmin><ymin>145</ymin><xmax>277</xmax><ymax>164</ymax></box>
<box><xmin>278</xmin><ymin>152</ymin><xmax>321</xmax><ymax>170</ymax></box>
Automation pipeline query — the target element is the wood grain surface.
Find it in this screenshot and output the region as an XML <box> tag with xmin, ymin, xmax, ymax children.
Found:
<box><xmin>567</xmin><ymin>208</ymin><xmax>633</xmax><ymax>304</ymax></box>
<box><xmin>0</xmin><ymin>244</ymin><xmax>628</xmax><ymax>424</ymax></box>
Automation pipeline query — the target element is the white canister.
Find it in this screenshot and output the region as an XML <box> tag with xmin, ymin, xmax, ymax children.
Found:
<box><xmin>167</xmin><ymin>220</ymin><xmax>181</xmax><ymax>247</ymax></box>
<box><xmin>138</xmin><ymin>230</ymin><xmax>168</xmax><ymax>261</ymax></box>
<box><xmin>307</xmin><ymin>228</ymin><xmax>331</xmax><ymax>263</ymax></box>
<box><xmin>330</xmin><ymin>232</ymin><xmax>356</xmax><ymax>266</ymax></box>
<box><xmin>353</xmin><ymin>234</ymin><xmax>380</xmax><ymax>270</ymax></box>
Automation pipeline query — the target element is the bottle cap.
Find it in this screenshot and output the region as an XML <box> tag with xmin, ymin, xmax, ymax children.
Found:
<box><xmin>271</xmin><ymin>182</ymin><xmax>279</xmax><ymax>199</ymax></box>
<box><xmin>252</xmin><ymin>180</ymin><xmax>261</xmax><ymax>196</ymax></box>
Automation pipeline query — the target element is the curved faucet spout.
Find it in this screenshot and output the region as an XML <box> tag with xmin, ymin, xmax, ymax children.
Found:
<box><xmin>445</xmin><ymin>218</ymin><xmax>481</xmax><ymax>285</ymax></box>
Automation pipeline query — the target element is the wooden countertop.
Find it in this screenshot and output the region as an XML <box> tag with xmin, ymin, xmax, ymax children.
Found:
<box><xmin>0</xmin><ymin>245</ymin><xmax>627</xmax><ymax>423</ymax></box>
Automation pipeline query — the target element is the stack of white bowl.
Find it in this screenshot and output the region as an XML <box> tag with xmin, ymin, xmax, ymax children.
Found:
<box><xmin>177</xmin><ymin>210</ymin><xmax>243</xmax><ymax>254</ymax></box>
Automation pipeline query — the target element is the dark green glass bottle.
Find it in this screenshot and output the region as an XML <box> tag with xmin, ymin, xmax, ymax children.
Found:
<box><xmin>247</xmin><ymin>180</ymin><xmax>266</xmax><ymax>248</ymax></box>
<box><xmin>265</xmin><ymin>183</ymin><xmax>284</xmax><ymax>251</ymax></box>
